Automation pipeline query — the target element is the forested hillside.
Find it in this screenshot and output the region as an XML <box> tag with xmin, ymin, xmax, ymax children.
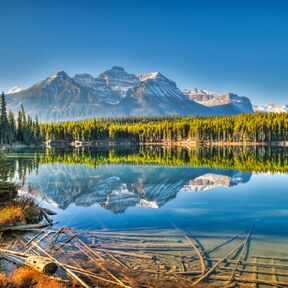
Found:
<box><xmin>0</xmin><ymin>93</ymin><xmax>40</xmax><ymax>145</ymax></box>
<box><xmin>2</xmin><ymin>89</ymin><xmax>288</xmax><ymax>146</ymax></box>
<box><xmin>41</xmin><ymin>113</ymin><xmax>288</xmax><ymax>144</ymax></box>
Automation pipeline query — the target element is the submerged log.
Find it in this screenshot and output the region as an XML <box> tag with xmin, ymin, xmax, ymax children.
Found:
<box><xmin>0</xmin><ymin>223</ymin><xmax>51</xmax><ymax>232</ymax></box>
<box><xmin>42</xmin><ymin>208</ymin><xmax>57</xmax><ymax>216</ymax></box>
<box><xmin>31</xmin><ymin>241</ymin><xmax>91</xmax><ymax>288</ymax></box>
<box><xmin>191</xmin><ymin>239</ymin><xmax>245</xmax><ymax>286</ymax></box>
<box><xmin>25</xmin><ymin>255</ymin><xmax>58</xmax><ymax>274</ymax></box>
<box><xmin>225</xmin><ymin>223</ymin><xmax>254</xmax><ymax>287</ymax></box>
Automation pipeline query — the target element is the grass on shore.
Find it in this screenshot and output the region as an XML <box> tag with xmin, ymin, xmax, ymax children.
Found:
<box><xmin>0</xmin><ymin>196</ymin><xmax>42</xmax><ymax>228</ymax></box>
<box><xmin>0</xmin><ymin>267</ymin><xmax>64</xmax><ymax>288</ymax></box>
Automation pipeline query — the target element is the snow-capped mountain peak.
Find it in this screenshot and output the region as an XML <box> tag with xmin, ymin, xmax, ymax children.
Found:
<box><xmin>38</xmin><ymin>71</ymin><xmax>72</xmax><ymax>87</ymax></box>
<box><xmin>5</xmin><ymin>66</ymin><xmax>257</xmax><ymax>121</ymax></box>
<box><xmin>253</xmin><ymin>103</ymin><xmax>288</xmax><ymax>113</ymax></box>
<box><xmin>182</xmin><ymin>88</ymin><xmax>254</xmax><ymax>114</ymax></box>
<box><xmin>99</xmin><ymin>66</ymin><xmax>140</xmax><ymax>97</ymax></box>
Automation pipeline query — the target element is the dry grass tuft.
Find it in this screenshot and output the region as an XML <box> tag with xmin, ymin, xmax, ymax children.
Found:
<box><xmin>0</xmin><ymin>267</ymin><xmax>64</xmax><ymax>288</ymax></box>
<box><xmin>0</xmin><ymin>272</ymin><xmax>7</xmax><ymax>287</ymax></box>
<box><xmin>0</xmin><ymin>196</ymin><xmax>42</xmax><ymax>228</ymax></box>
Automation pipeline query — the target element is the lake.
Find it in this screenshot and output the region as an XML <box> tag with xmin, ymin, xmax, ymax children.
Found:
<box><xmin>1</xmin><ymin>145</ymin><xmax>288</xmax><ymax>286</ymax></box>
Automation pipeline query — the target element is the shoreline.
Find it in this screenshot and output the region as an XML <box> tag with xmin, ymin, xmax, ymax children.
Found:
<box><xmin>1</xmin><ymin>140</ymin><xmax>288</xmax><ymax>150</ymax></box>
<box><xmin>143</xmin><ymin>140</ymin><xmax>288</xmax><ymax>147</ymax></box>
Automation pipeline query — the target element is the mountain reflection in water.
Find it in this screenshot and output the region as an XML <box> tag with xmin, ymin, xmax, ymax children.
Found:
<box><xmin>21</xmin><ymin>165</ymin><xmax>251</xmax><ymax>213</ymax></box>
<box><xmin>2</xmin><ymin>145</ymin><xmax>286</xmax><ymax>214</ymax></box>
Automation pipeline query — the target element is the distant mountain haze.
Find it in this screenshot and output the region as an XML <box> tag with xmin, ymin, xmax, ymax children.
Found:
<box><xmin>6</xmin><ymin>66</ymin><xmax>256</xmax><ymax>122</ymax></box>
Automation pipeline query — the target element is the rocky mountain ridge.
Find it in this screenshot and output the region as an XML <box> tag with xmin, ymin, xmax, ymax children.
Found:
<box><xmin>6</xmin><ymin>66</ymin><xmax>254</xmax><ymax>121</ymax></box>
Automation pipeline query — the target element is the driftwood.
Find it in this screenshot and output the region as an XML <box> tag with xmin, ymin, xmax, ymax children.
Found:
<box><xmin>251</xmin><ymin>255</ymin><xmax>288</xmax><ymax>261</ymax></box>
<box><xmin>24</xmin><ymin>231</ymin><xmax>43</xmax><ymax>247</ymax></box>
<box><xmin>41</xmin><ymin>209</ymin><xmax>53</xmax><ymax>224</ymax></box>
<box><xmin>101</xmin><ymin>248</ymin><xmax>128</xmax><ymax>268</ymax></box>
<box><xmin>225</xmin><ymin>224</ymin><xmax>254</xmax><ymax>287</ymax></box>
<box><xmin>252</xmin><ymin>257</ymin><xmax>258</xmax><ymax>288</ymax></box>
<box><xmin>0</xmin><ymin>223</ymin><xmax>51</xmax><ymax>232</ymax></box>
<box><xmin>0</xmin><ymin>248</ymin><xmax>29</xmax><ymax>258</ymax></box>
<box><xmin>25</xmin><ymin>255</ymin><xmax>57</xmax><ymax>274</ymax></box>
<box><xmin>42</xmin><ymin>207</ymin><xmax>57</xmax><ymax>216</ymax></box>
<box><xmin>210</xmin><ymin>257</ymin><xmax>288</xmax><ymax>270</ymax></box>
<box><xmin>0</xmin><ymin>248</ymin><xmax>57</xmax><ymax>275</ymax></box>
<box><xmin>94</xmin><ymin>248</ymin><xmax>153</xmax><ymax>260</ymax></box>
<box><xmin>207</xmin><ymin>275</ymin><xmax>288</xmax><ymax>288</ymax></box>
<box><xmin>271</xmin><ymin>259</ymin><xmax>278</xmax><ymax>285</ymax></box>
<box><xmin>55</xmin><ymin>234</ymin><xmax>79</xmax><ymax>251</ymax></box>
<box><xmin>78</xmin><ymin>239</ymin><xmax>106</xmax><ymax>262</ymax></box>
<box><xmin>31</xmin><ymin>241</ymin><xmax>90</xmax><ymax>288</ymax></box>
<box><xmin>191</xmin><ymin>239</ymin><xmax>245</xmax><ymax>286</ymax></box>
<box><xmin>76</xmin><ymin>243</ymin><xmax>130</xmax><ymax>288</ymax></box>
<box><xmin>1</xmin><ymin>254</ymin><xmax>26</xmax><ymax>266</ymax></box>
<box><xmin>201</xmin><ymin>230</ymin><xmax>244</xmax><ymax>255</ymax></box>
<box><xmin>219</xmin><ymin>265</ymin><xmax>288</xmax><ymax>278</ymax></box>
<box><xmin>183</xmin><ymin>234</ymin><xmax>206</xmax><ymax>275</ymax></box>
<box><xmin>168</xmin><ymin>269</ymin><xmax>288</xmax><ymax>288</ymax></box>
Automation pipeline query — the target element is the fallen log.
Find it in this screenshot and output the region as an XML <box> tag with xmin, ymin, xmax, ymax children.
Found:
<box><xmin>78</xmin><ymin>239</ymin><xmax>106</xmax><ymax>262</ymax></box>
<box><xmin>25</xmin><ymin>255</ymin><xmax>57</xmax><ymax>274</ymax></box>
<box><xmin>251</xmin><ymin>255</ymin><xmax>288</xmax><ymax>261</ymax></box>
<box><xmin>76</xmin><ymin>243</ymin><xmax>130</xmax><ymax>288</ymax></box>
<box><xmin>41</xmin><ymin>209</ymin><xmax>53</xmax><ymax>224</ymax></box>
<box><xmin>202</xmin><ymin>230</ymin><xmax>244</xmax><ymax>255</ymax></box>
<box><xmin>225</xmin><ymin>224</ymin><xmax>254</xmax><ymax>287</ymax></box>
<box><xmin>0</xmin><ymin>223</ymin><xmax>51</xmax><ymax>232</ymax></box>
<box><xmin>31</xmin><ymin>241</ymin><xmax>90</xmax><ymax>288</ymax></box>
<box><xmin>183</xmin><ymin>234</ymin><xmax>206</xmax><ymax>275</ymax></box>
<box><xmin>24</xmin><ymin>231</ymin><xmax>44</xmax><ymax>247</ymax></box>
<box><xmin>219</xmin><ymin>266</ymin><xmax>288</xmax><ymax>278</ymax></box>
<box><xmin>42</xmin><ymin>207</ymin><xmax>57</xmax><ymax>216</ymax></box>
<box><xmin>0</xmin><ymin>248</ymin><xmax>29</xmax><ymax>258</ymax></box>
<box><xmin>191</xmin><ymin>239</ymin><xmax>245</xmax><ymax>286</ymax></box>
<box><xmin>208</xmin><ymin>275</ymin><xmax>288</xmax><ymax>288</ymax></box>
<box><xmin>94</xmin><ymin>248</ymin><xmax>152</xmax><ymax>259</ymax></box>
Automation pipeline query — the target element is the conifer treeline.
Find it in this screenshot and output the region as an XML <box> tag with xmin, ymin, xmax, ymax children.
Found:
<box><xmin>1</xmin><ymin>88</ymin><xmax>288</xmax><ymax>145</ymax></box>
<box><xmin>0</xmin><ymin>93</ymin><xmax>41</xmax><ymax>145</ymax></box>
<box><xmin>41</xmin><ymin>113</ymin><xmax>288</xmax><ymax>143</ymax></box>
<box><xmin>3</xmin><ymin>145</ymin><xmax>288</xmax><ymax>174</ymax></box>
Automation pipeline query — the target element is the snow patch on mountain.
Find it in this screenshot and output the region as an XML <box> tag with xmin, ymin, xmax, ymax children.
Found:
<box><xmin>7</xmin><ymin>86</ymin><xmax>25</xmax><ymax>94</ymax></box>
<box><xmin>74</xmin><ymin>73</ymin><xmax>122</xmax><ymax>104</ymax></box>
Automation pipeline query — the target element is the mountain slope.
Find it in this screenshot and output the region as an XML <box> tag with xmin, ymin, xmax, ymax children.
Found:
<box><xmin>99</xmin><ymin>66</ymin><xmax>140</xmax><ymax>97</ymax></box>
<box><xmin>73</xmin><ymin>73</ymin><xmax>122</xmax><ymax>104</ymax></box>
<box><xmin>7</xmin><ymin>71</ymin><xmax>126</xmax><ymax>121</ymax></box>
<box><xmin>6</xmin><ymin>67</ymin><xmax>255</xmax><ymax>121</ymax></box>
<box><xmin>122</xmin><ymin>72</ymin><xmax>210</xmax><ymax>116</ymax></box>
<box><xmin>182</xmin><ymin>88</ymin><xmax>254</xmax><ymax>114</ymax></box>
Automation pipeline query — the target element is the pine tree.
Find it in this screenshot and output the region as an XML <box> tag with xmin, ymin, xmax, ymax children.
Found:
<box><xmin>8</xmin><ymin>110</ymin><xmax>16</xmax><ymax>143</ymax></box>
<box><xmin>0</xmin><ymin>92</ymin><xmax>10</xmax><ymax>144</ymax></box>
<box><xmin>34</xmin><ymin>116</ymin><xmax>41</xmax><ymax>144</ymax></box>
<box><xmin>17</xmin><ymin>111</ymin><xmax>23</xmax><ymax>142</ymax></box>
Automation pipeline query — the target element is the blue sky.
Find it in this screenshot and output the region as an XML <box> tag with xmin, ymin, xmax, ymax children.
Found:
<box><xmin>0</xmin><ymin>0</ymin><xmax>287</xmax><ymax>105</ymax></box>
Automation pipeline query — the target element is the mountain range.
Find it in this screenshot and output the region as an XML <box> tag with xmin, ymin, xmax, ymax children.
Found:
<box><xmin>6</xmin><ymin>66</ymin><xmax>257</xmax><ymax>122</ymax></box>
<box><xmin>253</xmin><ymin>103</ymin><xmax>288</xmax><ymax>113</ymax></box>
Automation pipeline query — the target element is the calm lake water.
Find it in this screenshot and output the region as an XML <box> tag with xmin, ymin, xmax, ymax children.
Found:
<box><xmin>1</xmin><ymin>145</ymin><xmax>288</xmax><ymax>284</ymax></box>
